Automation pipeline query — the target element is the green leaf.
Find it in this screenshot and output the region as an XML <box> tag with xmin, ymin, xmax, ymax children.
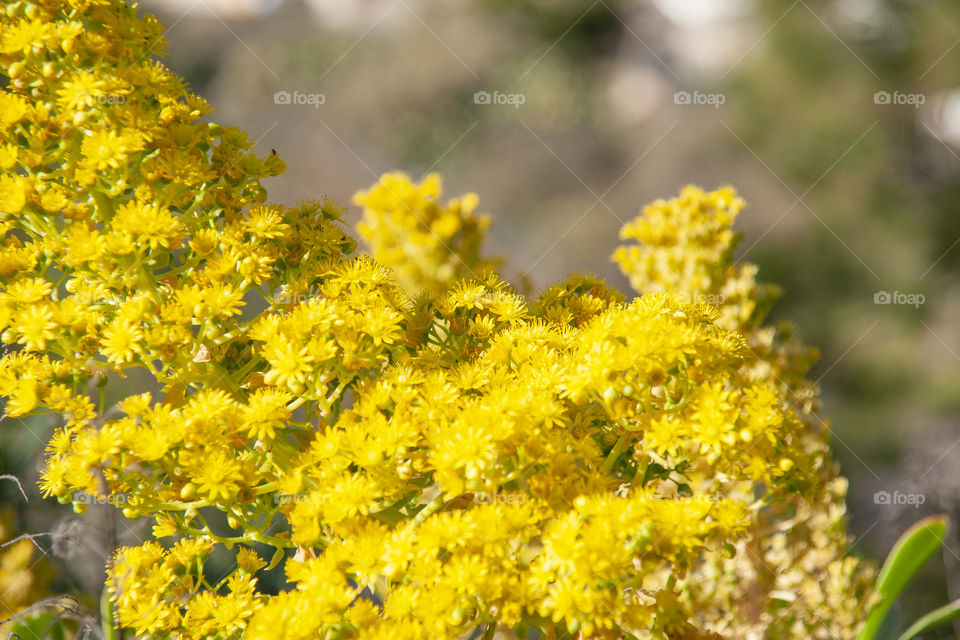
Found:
<box><xmin>91</xmin><ymin>190</ymin><xmax>116</xmax><ymax>223</ymax></box>
<box><xmin>10</xmin><ymin>613</ymin><xmax>66</xmax><ymax>640</ymax></box>
<box><xmin>857</xmin><ymin>515</ymin><xmax>949</xmax><ymax>640</ymax></box>
<box><xmin>267</xmin><ymin>544</ymin><xmax>286</xmax><ymax>570</ymax></box>
<box><xmin>641</xmin><ymin>462</ymin><xmax>669</xmax><ymax>486</ymax></box>
<box><xmin>897</xmin><ymin>598</ymin><xmax>960</xmax><ymax>640</ymax></box>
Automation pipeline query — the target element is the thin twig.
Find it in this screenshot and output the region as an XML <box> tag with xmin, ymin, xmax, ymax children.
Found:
<box><xmin>0</xmin><ymin>596</ymin><xmax>83</xmax><ymax>626</ymax></box>
<box><xmin>0</xmin><ymin>475</ymin><xmax>28</xmax><ymax>502</ymax></box>
<box><xmin>0</xmin><ymin>532</ymin><xmax>52</xmax><ymax>555</ymax></box>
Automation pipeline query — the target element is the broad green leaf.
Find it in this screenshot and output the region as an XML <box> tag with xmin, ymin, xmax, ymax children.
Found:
<box><xmin>896</xmin><ymin>598</ymin><xmax>960</xmax><ymax>640</ymax></box>
<box><xmin>857</xmin><ymin>515</ymin><xmax>949</xmax><ymax>640</ymax></box>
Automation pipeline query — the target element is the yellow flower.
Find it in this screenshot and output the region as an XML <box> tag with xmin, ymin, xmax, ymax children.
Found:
<box><xmin>189</xmin><ymin>450</ymin><xmax>243</xmax><ymax>502</ymax></box>
<box><xmin>6</xmin><ymin>277</ymin><xmax>52</xmax><ymax>303</ymax></box>
<box><xmin>690</xmin><ymin>382</ymin><xmax>739</xmax><ymax>464</ymax></box>
<box><xmin>354</xmin><ymin>172</ymin><xmax>497</xmax><ymax>293</ymax></box>
<box><xmin>236</xmin><ymin>547</ymin><xmax>267</xmax><ymax>574</ymax></box>
<box><xmin>0</xmin><ymin>143</ymin><xmax>17</xmax><ymax>169</ymax></box>
<box><xmin>244</xmin><ymin>205</ymin><xmax>290</xmax><ymax>240</ymax></box>
<box><xmin>112</xmin><ymin>201</ymin><xmax>183</xmax><ymax>250</ymax></box>
<box><xmin>102</xmin><ymin>317</ymin><xmax>142</xmax><ymax>363</ymax></box>
<box><xmin>55</xmin><ymin>71</ymin><xmax>129</xmax><ymax>113</ymax></box>
<box><xmin>14</xmin><ymin>303</ymin><xmax>57</xmax><ymax>351</ymax></box>
<box><xmin>0</xmin><ymin>92</ymin><xmax>29</xmax><ymax>128</ymax></box>
<box><xmin>261</xmin><ymin>336</ymin><xmax>313</xmax><ymax>391</ymax></box>
<box><xmin>80</xmin><ymin>129</ymin><xmax>144</xmax><ymax>171</ymax></box>
<box><xmin>242</xmin><ymin>387</ymin><xmax>293</xmax><ymax>441</ymax></box>
<box><xmin>0</xmin><ymin>174</ymin><xmax>28</xmax><ymax>213</ymax></box>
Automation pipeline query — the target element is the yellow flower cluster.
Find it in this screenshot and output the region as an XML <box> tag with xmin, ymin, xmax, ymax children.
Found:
<box><xmin>612</xmin><ymin>186</ymin><xmax>877</xmax><ymax>638</ymax></box>
<box><xmin>354</xmin><ymin>172</ymin><xmax>498</xmax><ymax>294</ymax></box>
<box><xmin>0</xmin><ymin>1</ymin><xmax>875</xmax><ymax>639</ymax></box>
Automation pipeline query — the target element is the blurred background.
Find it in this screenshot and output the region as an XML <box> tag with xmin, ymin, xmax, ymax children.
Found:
<box><xmin>3</xmin><ymin>0</ymin><xmax>960</xmax><ymax>632</ymax></box>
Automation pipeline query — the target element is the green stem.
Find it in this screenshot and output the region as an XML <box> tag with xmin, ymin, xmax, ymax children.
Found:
<box><xmin>481</xmin><ymin>622</ymin><xmax>497</xmax><ymax>640</ymax></box>
<box><xmin>324</xmin><ymin>376</ymin><xmax>353</xmax><ymax>420</ymax></box>
<box><xmin>99</xmin><ymin>586</ymin><xmax>118</xmax><ymax>640</ymax></box>
<box><xmin>156</xmin><ymin>262</ymin><xmax>193</xmax><ymax>277</ymax></box>
<box><xmin>203</xmin><ymin>360</ymin><xmax>247</xmax><ymax>400</ymax></box>
<box><xmin>602</xmin><ymin>434</ymin><xmax>629</xmax><ymax>475</ymax></box>
<box><xmin>179</xmin><ymin>524</ymin><xmax>298</xmax><ymax>549</ymax></box>
<box><xmin>413</xmin><ymin>493</ymin><xmax>446</xmax><ymax>524</ymax></box>
<box><xmin>136</xmin><ymin>263</ymin><xmax>163</xmax><ymax>307</ymax></box>
<box><xmin>229</xmin><ymin>354</ymin><xmax>262</xmax><ymax>383</ymax></box>
<box><xmin>52</xmin><ymin>270</ymin><xmax>70</xmax><ymax>297</ymax></box>
<box><xmin>97</xmin><ymin>374</ymin><xmax>108</xmax><ymax>414</ymax></box>
<box><xmin>632</xmin><ymin>457</ymin><xmax>648</xmax><ymax>486</ymax></box>
<box><xmin>210</xmin><ymin>327</ymin><xmax>248</xmax><ymax>346</ymax></box>
<box><xmin>370</xmin><ymin>490</ymin><xmax>419</xmax><ymax>523</ymax></box>
<box><xmin>254</xmin><ymin>482</ymin><xmax>278</xmax><ymax>495</ymax></box>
